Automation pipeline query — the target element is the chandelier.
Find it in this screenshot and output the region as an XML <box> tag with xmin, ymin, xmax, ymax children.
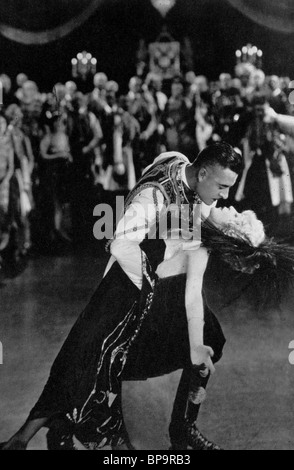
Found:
<box><xmin>235</xmin><ymin>44</ymin><xmax>263</xmax><ymax>69</ymax></box>
<box><xmin>151</xmin><ymin>0</ymin><xmax>176</xmax><ymax>17</ymax></box>
<box><xmin>71</xmin><ymin>51</ymin><xmax>97</xmax><ymax>81</ymax></box>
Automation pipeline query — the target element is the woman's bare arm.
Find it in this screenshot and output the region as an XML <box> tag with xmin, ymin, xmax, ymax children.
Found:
<box><xmin>40</xmin><ymin>134</ymin><xmax>54</xmax><ymax>160</ymax></box>
<box><xmin>156</xmin><ymin>247</ymin><xmax>188</xmax><ymax>278</ymax></box>
<box><xmin>157</xmin><ymin>244</ymin><xmax>215</xmax><ymax>373</ymax></box>
<box><xmin>185</xmin><ymin>247</ymin><xmax>215</xmax><ymax>374</ymax></box>
<box><xmin>3</xmin><ymin>146</ymin><xmax>14</xmax><ymax>183</ymax></box>
<box><xmin>24</xmin><ymin>135</ymin><xmax>35</xmax><ymax>172</ymax></box>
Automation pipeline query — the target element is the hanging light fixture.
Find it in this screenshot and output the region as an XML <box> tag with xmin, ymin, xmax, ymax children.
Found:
<box><xmin>151</xmin><ymin>0</ymin><xmax>176</xmax><ymax>17</ymax></box>
<box><xmin>71</xmin><ymin>51</ymin><xmax>97</xmax><ymax>81</ymax></box>
<box><xmin>235</xmin><ymin>44</ymin><xmax>263</xmax><ymax>69</ymax></box>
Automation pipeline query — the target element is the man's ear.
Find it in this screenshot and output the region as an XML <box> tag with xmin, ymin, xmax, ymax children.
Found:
<box><xmin>197</xmin><ymin>167</ymin><xmax>207</xmax><ymax>182</ymax></box>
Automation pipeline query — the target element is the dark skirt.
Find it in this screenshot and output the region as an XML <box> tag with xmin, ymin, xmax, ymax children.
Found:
<box><xmin>28</xmin><ymin>255</ymin><xmax>250</xmax><ymax>449</ymax></box>
<box><xmin>123</xmin><ymin>273</ymin><xmax>226</xmax><ymax>380</ymax></box>
<box><xmin>42</xmin><ymin>159</ymin><xmax>72</xmax><ymax>205</ymax></box>
<box><xmin>125</xmin><ymin>254</ymin><xmax>256</xmax><ymax>382</ymax></box>
<box><xmin>29</xmin><ymin>262</ymin><xmax>141</xmax><ymax>448</ymax></box>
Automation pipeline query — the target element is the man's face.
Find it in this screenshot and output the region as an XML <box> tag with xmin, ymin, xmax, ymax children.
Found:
<box><xmin>269</xmin><ymin>76</ymin><xmax>279</xmax><ymax>91</ymax></box>
<box><xmin>220</xmin><ymin>75</ymin><xmax>231</xmax><ymax>91</ymax></box>
<box><xmin>129</xmin><ymin>78</ymin><xmax>142</xmax><ymax>94</ymax></box>
<box><xmin>17</xmin><ymin>74</ymin><xmax>28</xmax><ymax>88</ymax></box>
<box><xmin>23</xmin><ymin>82</ymin><xmax>38</xmax><ymax>102</ymax></box>
<box><xmin>240</xmin><ymin>74</ymin><xmax>250</xmax><ymax>87</ymax></box>
<box><xmin>254</xmin><ymin>104</ymin><xmax>265</xmax><ymax>119</ymax></box>
<box><xmin>152</xmin><ymin>78</ymin><xmax>162</xmax><ymax>92</ymax></box>
<box><xmin>94</xmin><ymin>73</ymin><xmax>107</xmax><ymax>90</ymax></box>
<box><xmin>196</xmin><ymin>164</ymin><xmax>238</xmax><ymax>206</ymax></box>
<box><xmin>253</xmin><ymin>72</ymin><xmax>265</xmax><ymax>89</ymax></box>
<box><xmin>171</xmin><ymin>83</ymin><xmax>183</xmax><ymax>98</ymax></box>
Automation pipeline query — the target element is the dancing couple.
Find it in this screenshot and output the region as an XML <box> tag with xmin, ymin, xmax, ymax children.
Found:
<box><xmin>1</xmin><ymin>142</ymin><xmax>293</xmax><ymax>450</ymax></box>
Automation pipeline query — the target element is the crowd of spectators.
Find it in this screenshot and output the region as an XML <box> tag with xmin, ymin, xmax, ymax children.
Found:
<box><xmin>0</xmin><ymin>61</ymin><xmax>294</xmax><ymax>276</ymax></box>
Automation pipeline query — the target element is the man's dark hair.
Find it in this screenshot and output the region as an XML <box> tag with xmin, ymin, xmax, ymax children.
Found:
<box><xmin>193</xmin><ymin>142</ymin><xmax>243</xmax><ymax>175</ymax></box>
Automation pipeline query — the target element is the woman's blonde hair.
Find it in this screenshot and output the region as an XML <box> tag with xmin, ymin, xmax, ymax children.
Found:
<box><xmin>222</xmin><ymin>210</ymin><xmax>265</xmax><ymax>248</ymax></box>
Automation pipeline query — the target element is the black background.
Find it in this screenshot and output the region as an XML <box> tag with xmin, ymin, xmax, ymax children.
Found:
<box><xmin>0</xmin><ymin>0</ymin><xmax>293</xmax><ymax>92</ymax></box>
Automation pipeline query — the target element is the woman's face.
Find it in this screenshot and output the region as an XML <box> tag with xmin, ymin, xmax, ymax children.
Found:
<box><xmin>13</xmin><ymin>109</ymin><xmax>23</xmax><ymax>127</ymax></box>
<box><xmin>200</xmin><ymin>103</ymin><xmax>208</xmax><ymax>117</ymax></box>
<box><xmin>23</xmin><ymin>82</ymin><xmax>37</xmax><ymax>101</ymax></box>
<box><xmin>208</xmin><ymin>207</ymin><xmax>265</xmax><ymax>247</ymax></box>
<box><xmin>208</xmin><ymin>206</ymin><xmax>240</xmax><ymax>227</ymax></box>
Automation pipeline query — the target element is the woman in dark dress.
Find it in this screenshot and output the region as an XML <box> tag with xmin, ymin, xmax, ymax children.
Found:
<box><xmin>1</xmin><ymin>206</ymin><xmax>293</xmax><ymax>451</ymax></box>
<box><xmin>39</xmin><ymin>114</ymin><xmax>72</xmax><ymax>243</ymax></box>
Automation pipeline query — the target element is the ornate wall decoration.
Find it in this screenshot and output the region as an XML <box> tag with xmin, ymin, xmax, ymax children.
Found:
<box><xmin>149</xmin><ymin>38</ymin><xmax>180</xmax><ymax>79</ymax></box>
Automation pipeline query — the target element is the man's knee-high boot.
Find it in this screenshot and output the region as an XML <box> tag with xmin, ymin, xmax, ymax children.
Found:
<box><xmin>169</xmin><ymin>368</ymin><xmax>191</xmax><ymax>449</ymax></box>
<box><xmin>169</xmin><ymin>367</ymin><xmax>222</xmax><ymax>450</ymax></box>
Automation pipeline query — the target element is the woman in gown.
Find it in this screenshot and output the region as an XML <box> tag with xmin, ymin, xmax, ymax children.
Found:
<box><xmin>1</xmin><ymin>206</ymin><xmax>293</xmax><ymax>451</ymax></box>
<box><xmin>39</xmin><ymin>113</ymin><xmax>72</xmax><ymax>243</ymax></box>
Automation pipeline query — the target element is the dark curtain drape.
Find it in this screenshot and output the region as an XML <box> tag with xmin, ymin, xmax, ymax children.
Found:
<box><xmin>2</xmin><ymin>0</ymin><xmax>294</xmax><ymax>45</ymax></box>
<box><xmin>0</xmin><ymin>0</ymin><xmax>105</xmax><ymax>44</ymax></box>
<box><xmin>226</xmin><ymin>0</ymin><xmax>294</xmax><ymax>34</ymax></box>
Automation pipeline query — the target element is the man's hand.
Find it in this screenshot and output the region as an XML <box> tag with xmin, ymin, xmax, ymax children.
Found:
<box><xmin>190</xmin><ymin>345</ymin><xmax>215</xmax><ymax>377</ymax></box>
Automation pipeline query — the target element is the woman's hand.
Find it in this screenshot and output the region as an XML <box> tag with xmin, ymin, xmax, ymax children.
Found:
<box><xmin>190</xmin><ymin>345</ymin><xmax>215</xmax><ymax>377</ymax></box>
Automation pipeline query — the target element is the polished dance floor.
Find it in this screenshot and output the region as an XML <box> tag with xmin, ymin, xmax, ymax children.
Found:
<box><xmin>1</xmin><ymin>248</ymin><xmax>294</xmax><ymax>450</ymax></box>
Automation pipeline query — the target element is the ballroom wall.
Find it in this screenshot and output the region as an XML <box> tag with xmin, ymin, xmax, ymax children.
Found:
<box><xmin>0</xmin><ymin>0</ymin><xmax>293</xmax><ymax>92</ymax></box>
